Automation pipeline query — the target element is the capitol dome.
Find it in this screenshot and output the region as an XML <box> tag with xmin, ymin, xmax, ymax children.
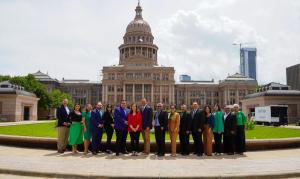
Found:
<box><xmin>119</xmin><ymin>1</ymin><xmax>158</xmax><ymax>66</ymax></box>
<box><xmin>125</xmin><ymin>2</ymin><xmax>152</xmax><ymax>34</ymax></box>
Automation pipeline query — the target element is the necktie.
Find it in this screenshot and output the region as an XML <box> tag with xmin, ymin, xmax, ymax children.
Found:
<box><xmin>192</xmin><ymin>110</ymin><xmax>196</xmax><ymax>118</ymax></box>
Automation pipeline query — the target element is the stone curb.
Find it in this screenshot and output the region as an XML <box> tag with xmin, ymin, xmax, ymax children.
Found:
<box><xmin>1</xmin><ymin>168</ymin><xmax>300</xmax><ymax>179</ymax></box>
<box><xmin>0</xmin><ymin>135</ymin><xmax>300</xmax><ymax>152</ymax></box>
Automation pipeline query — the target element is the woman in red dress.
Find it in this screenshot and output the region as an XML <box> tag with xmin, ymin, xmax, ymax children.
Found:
<box><xmin>128</xmin><ymin>103</ymin><xmax>142</xmax><ymax>156</ymax></box>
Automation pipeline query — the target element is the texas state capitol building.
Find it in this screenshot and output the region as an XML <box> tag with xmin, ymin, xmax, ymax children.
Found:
<box><xmin>33</xmin><ymin>3</ymin><xmax>257</xmax><ymax>109</ymax></box>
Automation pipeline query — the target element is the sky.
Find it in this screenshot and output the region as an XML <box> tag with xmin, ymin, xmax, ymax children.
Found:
<box><xmin>0</xmin><ymin>0</ymin><xmax>299</xmax><ymax>84</ymax></box>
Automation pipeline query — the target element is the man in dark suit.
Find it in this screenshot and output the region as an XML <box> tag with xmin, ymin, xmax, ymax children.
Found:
<box><xmin>191</xmin><ymin>102</ymin><xmax>205</xmax><ymax>156</ymax></box>
<box><xmin>223</xmin><ymin>105</ymin><xmax>237</xmax><ymax>155</ymax></box>
<box><xmin>56</xmin><ymin>99</ymin><xmax>71</xmax><ymax>153</ymax></box>
<box><xmin>140</xmin><ymin>98</ymin><xmax>153</xmax><ymax>155</ymax></box>
<box><xmin>114</xmin><ymin>100</ymin><xmax>130</xmax><ymax>156</ymax></box>
<box><xmin>179</xmin><ymin>104</ymin><xmax>192</xmax><ymax>155</ymax></box>
<box><xmin>90</xmin><ymin>102</ymin><xmax>104</xmax><ymax>155</ymax></box>
<box><xmin>154</xmin><ymin>103</ymin><xmax>168</xmax><ymax>157</ymax></box>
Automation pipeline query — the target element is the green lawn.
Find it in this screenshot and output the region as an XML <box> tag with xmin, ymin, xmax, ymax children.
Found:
<box><xmin>0</xmin><ymin>121</ymin><xmax>300</xmax><ymax>140</ymax></box>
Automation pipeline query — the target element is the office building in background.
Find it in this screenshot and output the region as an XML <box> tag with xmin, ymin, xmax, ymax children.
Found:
<box><xmin>240</xmin><ymin>47</ymin><xmax>257</xmax><ymax>80</ymax></box>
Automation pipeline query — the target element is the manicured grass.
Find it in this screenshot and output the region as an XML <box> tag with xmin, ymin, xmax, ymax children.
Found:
<box><xmin>246</xmin><ymin>125</ymin><xmax>300</xmax><ymax>139</ymax></box>
<box><xmin>0</xmin><ymin>121</ymin><xmax>300</xmax><ymax>140</ymax></box>
<box><xmin>0</xmin><ymin>121</ymin><xmax>58</xmax><ymax>138</ymax></box>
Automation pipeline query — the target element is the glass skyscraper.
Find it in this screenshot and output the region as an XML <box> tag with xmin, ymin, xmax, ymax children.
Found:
<box><xmin>240</xmin><ymin>48</ymin><xmax>257</xmax><ymax>80</ymax></box>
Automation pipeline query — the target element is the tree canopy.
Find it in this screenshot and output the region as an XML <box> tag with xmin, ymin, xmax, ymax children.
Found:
<box><xmin>0</xmin><ymin>74</ymin><xmax>73</xmax><ymax>109</ymax></box>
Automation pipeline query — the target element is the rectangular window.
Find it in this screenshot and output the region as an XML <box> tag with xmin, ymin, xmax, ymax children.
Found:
<box><xmin>135</xmin><ymin>95</ymin><xmax>142</xmax><ymax>102</ymax></box>
<box><xmin>162</xmin><ymin>95</ymin><xmax>169</xmax><ymax>104</ymax></box>
<box><xmin>206</xmin><ymin>91</ymin><xmax>211</xmax><ymax>97</ymax></box>
<box><xmin>214</xmin><ymin>91</ymin><xmax>219</xmax><ymax>97</ymax></box>
<box><xmin>117</xmin><ymin>73</ymin><xmax>123</xmax><ymax>79</ymax></box>
<box><xmin>206</xmin><ymin>99</ymin><xmax>212</xmax><ymax>105</ymax></box>
<box><xmin>135</xmin><ymin>73</ymin><xmax>142</xmax><ymax>79</ymax></box>
<box><xmin>117</xmin><ymin>85</ymin><xmax>123</xmax><ymax>92</ymax></box>
<box><xmin>126</xmin><ymin>95</ymin><xmax>132</xmax><ymax>102</ymax></box>
<box><xmin>153</xmin><ymin>74</ymin><xmax>160</xmax><ymax>80</ymax></box>
<box><xmin>162</xmin><ymin>86</ymin><xmax>169</xmax><ymax>93</ymax></box>
<box><xmin>230</xmin><ymin>98</ymin><xmax>236</xmax><ymax>105</ymax></box>
<box><xmin>135</xmin><ymin>84</ymin><xmax>142</xmax><ymax>93</ymax></box>
<box><xmin>144</xmin><ymin>84</ymin><xmax>151</xmax><ymax>93</ymax></box>
<box><xmin>108</xmin><ymin>85</ymin><xmax>115</xmax><ymax>92</ymax></box>
<box><xmin>126</xmin><ymin>73</ymin><xmax>133</xmax><ymax>79</ymax></box>
<box><xmin>108</xmin><ymin>73</ymin><xmax>115</xmax><ymax>80</ymax></box>
<box><xmin>144</xmin><ymin>73</ymin><xmax>151</xmax><ymax>79</ymax></box>
<box><xmin>239</xmin><ymin>90</ymin><xmax>246</xmax><ymax>96</ymax></box>
<box><xmin>230</xmin><ymin>90</ymin><xmax>236</xmax><ymax>96</ymax></box>
<box><xmin>154</xmin><ymin>86</ymin><xmax>160</xmax><ymax>93</ymax></box>
<box><xmin>162</xmin><ymin>74</ymin><xmax>169</xmax><ymax>81</ymax></box>
<box><xmin>154</xmin><ymin>95</ymin><xmax>160</xmax><ymax>104</ymax></box>
<box><xmin>126</xmin><ymin>84</ymin><xmax>133</xmax><ymax>93</ymax></box>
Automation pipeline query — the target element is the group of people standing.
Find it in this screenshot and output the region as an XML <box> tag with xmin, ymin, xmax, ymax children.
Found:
<box><xmin>56</xmin><ymin>98</ymin><xmax>247</xmax><ymax>157</ymax></box>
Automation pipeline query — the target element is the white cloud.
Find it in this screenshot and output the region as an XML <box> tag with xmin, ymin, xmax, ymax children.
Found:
<box><xmin>155</xmin><ymin>8</ymin><xmax>265</xmax><ymax>82</ymax></box>
<box><xmin>0</xmin><ymin>0</ymin><xmax>299</xmax><ymax>85</ymax></box>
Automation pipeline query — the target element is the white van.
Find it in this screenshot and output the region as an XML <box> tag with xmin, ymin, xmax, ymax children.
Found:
<box><xmin>254</xmin><ymin>105</ymin><xmax>288</xmax><ymax>126</ymax></box>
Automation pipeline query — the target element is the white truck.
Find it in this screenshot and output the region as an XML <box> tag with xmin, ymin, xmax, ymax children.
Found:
<box><xmin>254</xmin><ymin>105</ymin><xmax>288</xmax><ymax>126</ymax></box>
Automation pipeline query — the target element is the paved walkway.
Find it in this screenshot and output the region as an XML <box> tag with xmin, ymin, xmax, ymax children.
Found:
<box><xmin>0</xmin><ymin>120</ymin><xmax>54</xmax><ymax>127</ymax></box>
<box><xmin>281</xmin><ymin>125</ymin><xmax>300</xmax><ymax>130</ymax></box>
<box><xmin>0</xmin><ymin>146</ymin><xmax>300</xmax><ymax>178</ymax></box>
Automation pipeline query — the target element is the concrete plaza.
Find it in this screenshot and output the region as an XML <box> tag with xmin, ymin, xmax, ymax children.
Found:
<box><xmin>0</xmin><ymin>145</ymin><xmax>300</xmax><ymax>178</ymax></box>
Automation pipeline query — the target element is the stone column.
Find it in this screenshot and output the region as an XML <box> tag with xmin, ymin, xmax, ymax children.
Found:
<box><xmin>159</xmin><ymin>85</ymin><xmax>162</xmax><ymax>102</ymax></box>
<box><xmin>142</xmin><ymin>84</ymin><xmax>144</xmax><ymax>98</ymax></box>
<box><xmin>129</xmin><ymin>48</ymin><xmax>131</xmax><ymax>57</ymax></box>
<box><xmin>147</xmin><ymin>47</ymin><xmax>149</xmax><ymax>58</ymax></box>
<box><xmin>151</xmin><ymin>84</ymin><xmax>154</xmax><ymax>104</ymax></box>
<box><xmin>123</xmin><ymin>84</ymin><xmax>126</xmax><ymax>100</ymax></box>
<box><xmin>133</xmin><ymin>84</ymin><xmax>135</xmax><ymax>103</ymax></box>
<box><xmin>185</xmin><ymin>87</ymin><xmax>188</xmax><ymax>106</ymax></box>
<box><xmin>102</xmin><ymin>84</ymin><xmax>105</xmax><ymax>102</ymax></box>
<box><xmin>105</xmin><ymin>85</ymin><xmax>108</xmax><ymax>103</ymax></box>
<box><xmin>170</xmin><ymin>85</ymin><xmax>172</xmax><ymax>104</ymax></box>
<box><xmin>114</xmin><ymin>84</ymin><xmax>117</xmax><ymax>104</ymax></box>
<box><xmin>227</xmin><ymin>89</ymin><xmax>230</xmax><ymax>104</ymax></box>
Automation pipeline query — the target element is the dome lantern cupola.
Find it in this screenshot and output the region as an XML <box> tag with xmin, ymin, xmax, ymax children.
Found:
<box><xmin>119</xmin><ymin>1</ymin><xmax>158</xmax><ymax>66</ymax></box>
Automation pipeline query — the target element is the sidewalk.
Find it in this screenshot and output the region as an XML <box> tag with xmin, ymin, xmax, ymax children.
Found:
<box><xmin>281</xmin><ymin>125</ymin><xmax>300</xmax><ymax>130</ymax></box>
<box><xmin>0</xmin><ymin>145</ymin><xmax>300</xmax><ymax>178</ymax></box>
<box><xmin>0</xmin><ymin>120</ymin><xmax>54</xmax><ymax>127</ymax></box>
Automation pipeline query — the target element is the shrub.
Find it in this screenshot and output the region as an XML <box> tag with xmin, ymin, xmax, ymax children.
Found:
<box><xmin>246</xmin><ymin>118</ymin><xmax>256</xmax><ymax>130</ymax></box>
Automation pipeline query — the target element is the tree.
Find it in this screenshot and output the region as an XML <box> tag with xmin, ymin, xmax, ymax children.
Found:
<box><xmin>8</xmin><ymin>74</ymin><xmax>51</xmax><ymax>109</ymax></box>
<box><xmin>0</xmin><ymin>74</ymin><xmax>73</xmax><ymax>109</ymax></box>
<box><xmin>49</xmin><ymin>89</ymin><xmax>73</xmax><ymax>108</ymax></box>
<box><xmin>0</xmin><ymin>75</ymin><xmax>10</xmax><ymax>82</ymax></box>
